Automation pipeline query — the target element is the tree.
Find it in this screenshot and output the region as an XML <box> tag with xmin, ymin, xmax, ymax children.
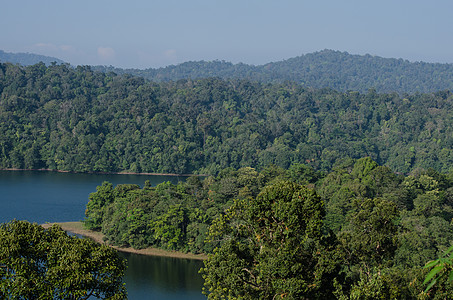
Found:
<box><xmin>0</xmin><ymin>220</ymin><xmax>126</xmax><ymax>299</ymax></box>
<box><xmin>151</xmin><ymin>204</ymin><xmax>188</xmax><ymax>250</ymax></box>
<box><xmin>423</xmin><ymin>245</ymin><xmax>453</xmax><ymax>298</ymax></box>
<box><xmin>339</xmin><ymin>197</ymin><xmax>399</xmax><ymax>268</ymax></box>
<box><xmin>201</xmin><ymin>181</ymin><xmax>341</xmax><ymax>299</ymax></box>
<box><xmin>85</xmin><ymin>181</ymin><xmax>115</xmax><ymax>231</ymax></box>
<box><xmin>336</xmin><ymin>198</ymin><xmax>403</xmax><ymax>298</ymax></box>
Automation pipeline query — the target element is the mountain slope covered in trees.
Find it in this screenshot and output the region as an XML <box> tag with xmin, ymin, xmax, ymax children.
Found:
<box><xmin>1</xmin><ymin>62</ymin><xmax>453</xmax><ymax>175</ymax></box>
<box><xmin>3</xmin><ymin>48</ymin><xmax>453</xmax><ymax>93</ymax></box>
<box><xmin>0</xmin><ymin>49</ymin><xmax>65</xmax><ymax>66</ymax></box>
<box><xmin>94</xmin><ymin>50</ymin><xmax>453</xmax><ymax>93</ymax></box>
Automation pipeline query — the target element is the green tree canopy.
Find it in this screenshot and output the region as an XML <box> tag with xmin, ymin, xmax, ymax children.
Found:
<box><xmin>201</xmin><ymin>181</ymin><xmax>341</xmax><ymax>299</ymax></box>
<box><xmin>0</xmin><ymin>220</ymin><xmax>126</xmax><ymax>299</ymax></box>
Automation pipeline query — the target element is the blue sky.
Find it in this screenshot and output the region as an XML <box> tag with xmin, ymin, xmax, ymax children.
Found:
<box><xmin>1</xmin><ymin>0</ymin><xmax>452</xmax><ymax>68</ymax></box>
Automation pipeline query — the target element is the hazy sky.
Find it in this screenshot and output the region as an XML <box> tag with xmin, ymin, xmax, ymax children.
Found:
<box><xmin>1</xmin><ymin>0</ymin><xmax>452</xmax><ymax>68</ymax></box>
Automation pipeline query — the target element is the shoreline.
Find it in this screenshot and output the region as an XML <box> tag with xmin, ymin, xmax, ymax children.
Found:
<box><xmin>0</xmin><ymin>168</ymin><xmax>208</xmax><ymax>177</ymax></box>
<box><xmin>42</xmin><ymin>221</ymin><xmax>207</xmax><ymax>261</ymax></box>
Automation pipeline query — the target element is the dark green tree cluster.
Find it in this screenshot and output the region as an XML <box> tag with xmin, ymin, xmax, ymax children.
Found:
<box><xmin>85</xmin><ymin>159</ymin><xmax>453</xmax><ymax>298</ymax></box>
<box><xmin>0</xmin><ymin>220</ymin><xmax>126</xmax><ymax>299</ymax></box>
<box><xmin>84</xmin><ymin>166</ymin><xmax>284</xmax><ymax>253</ymax></box>
<box><xmin>2</xmin><ymin>62</ymin><xmax>453</xmax><ymax>176</ymax></box>
<box><xmin>201</xmin><ymin>181</ymin><xmax>340</xmax><ymax>299</ymax></box>
<box><xmin>94</xmin><ymin>50</ymin><xmax>453</xmax><ymax>93</ymax></box>
<box><xmin>201</xmin><ymin>161</ymin><xmax>453</xmax><ymax>299</ymax></box>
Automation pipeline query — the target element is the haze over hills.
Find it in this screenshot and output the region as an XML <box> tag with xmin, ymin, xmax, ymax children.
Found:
<box><xmin>0</xmin><ymin>50</ymin><xmax>65</xmax><ymax>66</ymax></box>
<box><xmin>93</xmin><ymin>50</ymin><xmax>453</xmax><ymax>94</ymax></box>
<box><xmin>2</xmin><ymin>49</ymin><xmax>453</xmax><ymax>93</ymax></box>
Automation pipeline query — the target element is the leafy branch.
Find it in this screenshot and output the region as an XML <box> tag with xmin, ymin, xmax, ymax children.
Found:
<box><xmin>423</xmin><ymin>245</ymin><xmax>453</xmax><ymax>292</ymax></box>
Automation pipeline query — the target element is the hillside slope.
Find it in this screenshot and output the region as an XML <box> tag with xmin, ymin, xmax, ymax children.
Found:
<box><xmin>0</xmin><ymin>50</ymin><xmax>65</xmax><ymax>66</ymax></box>
<box><xmin>1</xmin><ymin>63</ymin><xmax>453</xmax><ymax>175</ymax></box>
<box><xmin>93</xmin><ymin>50</ymin><xmax>453</xmax><ymax>93</ymax></box>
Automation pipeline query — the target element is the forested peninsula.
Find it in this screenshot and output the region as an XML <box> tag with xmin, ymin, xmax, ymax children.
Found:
<box><xmin>1</xmin><ymin>62</ymin><xmax>453</xmax><ymax>176</ymax></box>
<box><xmin>84</xmin><ymin>160</ymin><xmax>453</xmax><ymax>298</ymax></box>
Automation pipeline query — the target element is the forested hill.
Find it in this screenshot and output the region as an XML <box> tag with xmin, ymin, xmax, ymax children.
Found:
<box><xmin>3</xmin><ymin>49</ymin><xmax>453</xmax><ymax>94</ymax></box>
<box><xmin>0</xmin><ymin>50</ymin><xmax>65</xmax><ymax>66</ymax></box>
<box><xmin>1</xmin><ymin>62</ymin><xmax>453</xmax><ymax>175</ymax></box>
<box><xmin>93</xmin><ymin>50</ymin><xmax>453</xmax><ymax>94</ymax></box>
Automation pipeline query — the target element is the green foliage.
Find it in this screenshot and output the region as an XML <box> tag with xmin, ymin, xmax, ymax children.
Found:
<box><xmin>83</xmin><ymin>167</ymin><xmax>283</xmax><ymax>253</ymax></box>
<box><xmin>4</xmin><ymin>51</ymin><xmax>453</xmax><ymax>298</ymax></box>
<box><xmin>151</xmin><ymin>204</ymin><xmax>187</xmax><ymax>250</ymax></box>
<box><xmin>395</xmin><ymin>214</ymin><xmax>453</xmax><ymax>269</ymax></box>
<box><xmin>423</xmin><ymin>245</ymin><xmax>453</xmax><ymax>294</ymax></box>
<box><xmin>342</xmin><ymin>267</ymin><xmax>421</xmax><ymax>300</ymax></box>
<box><xmin>287</xmin><ymin>163</ymin><xmax>322</xmax><ymax>186</ymax></box>
<box><xmin>81</xmin><ymin>160</ymin><xmax>453</xmax><ymax>298</ymax></box>
<box><xmin>2</xmin><ymin>62</ymin><xmax>453</xmax><ymax>176</ymax></box>
<box><xmin>0</xmin><ymin>220</ymin><xmax>126</xmax><ymax>299</ymax></box>
<box><xmin>201</xmin><ymin>181</ymin><xmax>341</xmax><ymax>299</ymax></box>
<box><xmin>85</xmin><ymin>181</ymin><xmax>114</xmax><ymax>230</ymax></box>
<box><xmin>315</xmin><ymin>159</ymin><xmax>453</xmax><ymax>299</ymax></box>
<box><xmin>340</xmin><ymin>198</ymin><xmax>399</xmax><ymax>267</ymax></box>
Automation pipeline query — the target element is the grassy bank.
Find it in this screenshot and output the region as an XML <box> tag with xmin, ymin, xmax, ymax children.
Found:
<box><xmin>42</xmin><ymin>221</ymin><xmax>207</xmax><ymax>261</ymax></box>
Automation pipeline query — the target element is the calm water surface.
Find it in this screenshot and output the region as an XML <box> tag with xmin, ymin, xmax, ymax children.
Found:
<box><xmin>0</xmin><ymin>170</ymin><xmax>205</xmax><ymax>299</ymax></box>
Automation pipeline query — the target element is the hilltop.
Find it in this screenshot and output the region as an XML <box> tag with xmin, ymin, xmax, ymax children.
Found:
<box><xmin>93</xmin><ymin>50</ymin><xmax>453</xmax><ymax>93</ymax></box>
<box><xmin>2</xmin><ymin>49</ymin><xmax>453</xmax><ymax>93</ymax></box>
<box><xmin>0</xmin><ymin>50</ymin><xmax>65</xmax><ymax>66</ymax></box>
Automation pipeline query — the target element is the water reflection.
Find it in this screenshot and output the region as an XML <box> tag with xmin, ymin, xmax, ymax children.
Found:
<box><xmin>120</xmin><ymin>252</ymin><xmax>206</xmax><ymax>299</ymax></box>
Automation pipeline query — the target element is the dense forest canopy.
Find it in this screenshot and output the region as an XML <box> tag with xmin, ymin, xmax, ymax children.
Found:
<box><xmin>84</xmin><ymin>160</ymin><xmax>453</xmax><ymax>298</ymax></box>
<box><xmin>93</xmin><ymin>50</ymin><xmax>453</xmax><ymax>94</ymax></box>
<box><xmin>1</xmin><ymin>62</ymin><xmax>453</xmax><ymax>175</ymax></box>
<box><xmin>0</xmin><ymin>221</ymin><xmax>126</xmax><ymax>299</ymax></box>
<box><xmin>1</xmin><ymin>53</ymin><xmax>453</xmax><ymax>297</ymax></box>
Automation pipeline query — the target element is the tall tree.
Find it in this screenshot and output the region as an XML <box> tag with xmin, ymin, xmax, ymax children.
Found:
<box><xmin>201</xmin><ymin>181</ymin><xmax>341</xmax><ymax>299</ymax></box>
<box><xmin>0</xmin><ymin>220</ymin><xmax>126</xmax><ymax>299</ymax></box>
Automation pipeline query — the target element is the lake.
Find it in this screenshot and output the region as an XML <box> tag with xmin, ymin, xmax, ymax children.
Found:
<box><xmin>0</xmin><ymin>170</ymin><xmax>205</xmax><ymax>299</ymax></box>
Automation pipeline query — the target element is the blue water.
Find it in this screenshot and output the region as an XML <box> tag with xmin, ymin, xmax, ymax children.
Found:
<box><xmin>0</xmin><ymin>170</ymin><xmax>205</xmax><ymax>300</ymax></box>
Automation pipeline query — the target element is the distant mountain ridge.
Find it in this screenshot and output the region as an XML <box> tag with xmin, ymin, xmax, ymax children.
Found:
<box><xmin>0</xmin><ymin>50</ymin><xmax>65</xmax><ymax>66</ymax></box>
<box><xmin>93</xmin><ymin>50</ymin><xmax>453</xmax><ymax>93</ymax></box>
<box><xmin>2</xmin><ymin>48</ymin><xmax>453</xmax><ymax>93</ymax></box>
